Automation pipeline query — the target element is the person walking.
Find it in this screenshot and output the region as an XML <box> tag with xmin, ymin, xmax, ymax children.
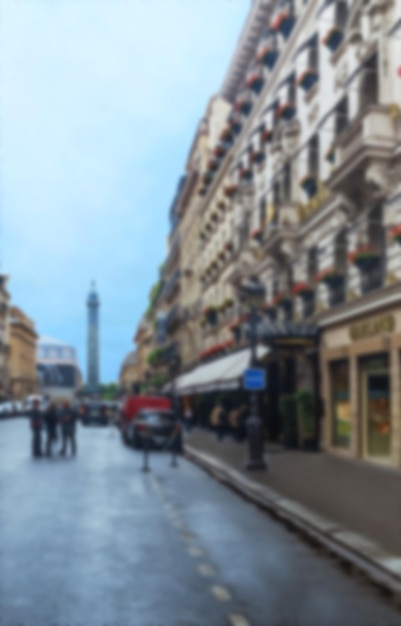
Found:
<box><xmin>44</xmin><ymin>402</ymin><xmax>59</xmax><ymax>457</ymax></box>
<box><xmin>59</xmin><ymin>401</ymin><xmax>77</xmax><ymax>457</ymax></box>
<box><xmin>29</xmin><ymin>399</ymin><xmax>43</xmax><ymax>458</ymax></box>
<box><xmin>183</xmin><ymin>405</ymin><xmax>194</xmax><ymax>432</ymax></box>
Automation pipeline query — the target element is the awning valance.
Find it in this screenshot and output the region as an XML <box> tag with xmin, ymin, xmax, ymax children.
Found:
<box><xmin>170</xmin><ymin>346</ymin><xmax>269</xmax><ymax>396</ymax></box>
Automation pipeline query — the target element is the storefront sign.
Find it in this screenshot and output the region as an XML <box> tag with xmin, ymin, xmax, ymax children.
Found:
<box><xmin>349</xmin><ymin>315</ymin><xmax>395</xmax><ymax>341</ymax></box>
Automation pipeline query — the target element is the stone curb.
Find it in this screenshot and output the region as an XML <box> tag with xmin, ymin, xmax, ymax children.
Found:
<box><xmin>185</xmin><ymin>444</ymin><xmax>401</xmax><ymax>600</ymax></box>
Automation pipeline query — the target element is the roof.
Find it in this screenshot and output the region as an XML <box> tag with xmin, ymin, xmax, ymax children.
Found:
<box><xmin>121</xmin><ymin>351</ymin><xmax>138</xmax><ymax>368</ymax></box>
<box><xmin>38</xmin><ymin>336</ymin><xmax>72</xmax><ymax>347</ymax></box>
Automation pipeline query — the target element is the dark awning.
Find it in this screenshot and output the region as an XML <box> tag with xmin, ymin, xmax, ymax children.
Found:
<box><xmin>244</xmin><ymin>318</ymin><xmax>319</xmax><ymax>347</ymax></box>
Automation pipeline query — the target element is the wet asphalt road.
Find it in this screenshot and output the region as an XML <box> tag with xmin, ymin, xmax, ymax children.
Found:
<box><xmin>0</xmin><ymin>420</ymin><xmax>400</xmax><ymax>626</ymax></box>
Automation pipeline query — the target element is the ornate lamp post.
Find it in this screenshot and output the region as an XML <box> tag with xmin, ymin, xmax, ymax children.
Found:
<box><xmin>238</xmin><ymin>275</ymin><xmax>267</xmax><ymax>471</ymax></box>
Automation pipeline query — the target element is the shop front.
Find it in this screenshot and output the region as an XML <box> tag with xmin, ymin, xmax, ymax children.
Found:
<box><xmin>321</xmin><ymin>305</ymin><xmax>401</xmax><ymax>466</ymax></box>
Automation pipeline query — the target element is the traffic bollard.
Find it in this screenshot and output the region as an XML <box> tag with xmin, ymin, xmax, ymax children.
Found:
<box><xmin>170</xmin><ymin>426</ymin><xmax>179</xmax><ymax>468</ymax></box>
<box><xmin>142</xmin><ymin>429</ymin><xmax>150</xmax><ymax>473</ymax></box>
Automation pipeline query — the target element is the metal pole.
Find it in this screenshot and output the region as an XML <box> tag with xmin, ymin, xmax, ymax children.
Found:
<box><xmin>245</xmin><ymin>305</ymin><xmax>267</xmax><ymax>471</ymax></box>
<box><xmin>142</xmin><ymin>427</ymin><xmax>150</xmax><ymax>473</ymax></box>
<box><xmin>170</xmin><ymin>359</ymin><xmax>178</xmax><ymax>468</ymax></box>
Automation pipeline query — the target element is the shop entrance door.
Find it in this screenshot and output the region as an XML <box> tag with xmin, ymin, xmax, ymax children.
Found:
<box><xmin>362</xmin><ymin>363</ymin><xmax>391</xmax><ymax>460</ymax></box>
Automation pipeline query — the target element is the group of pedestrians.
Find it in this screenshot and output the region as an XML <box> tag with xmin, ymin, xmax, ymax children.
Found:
<box><xmin>30</xmin><ymin>399</ymin><xmax>78</xmax><ymax>459</ymax></box>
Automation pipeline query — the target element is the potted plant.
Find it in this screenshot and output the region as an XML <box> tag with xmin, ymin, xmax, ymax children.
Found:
<box><xmin>348</xmin><ymin>245</ymin><xmax>379</xmax><ymax>271</ymax></box>
<box><xmin>235</xmin><ymin>95</ymin><xmax>253</xmax><ymax>116</ymax></box>
<box><xmin>292</xmin><ymin>282</ymin><xmax>314</xmax><ymax>298</ymax></box>
<box><xmin>273</xmin><ymin>293</ymin><xmax>292</xmax><ymax>307</ymax></box>
<box><xmin>280</xmin><ymin>393</ymin><xmax>298</xmax><ymax>448</ymax></box>
<box><xmin>245</xmin><ymin>69</ymin><xmax>265</xmax><ymax>94</ymax></box>
<box><xmin>300</xmin><ymin>174</ymin><xmax>318</xmax><ymax>198</ymax></box>
<box><xmin>207</xmin><ymin>157</ymin><xmax>219</xmax><ymax>173</ymax></box>
<box><xmin>240</xmin><ymin>166</ymin><xmax>253</xmax><ymax>181</ymax></box>
<box><xmin>272</xmin><ymin>10</ymin><xmax>295</xmax><ymax>38</ymax></box>
<box><xmin>296</xmin><ymin>389</ymin><xmax>318</xmax><ymax>451</ymax></box>
<box><xmin>388</xmin><ymin>225</ymin><xmax>401</xmax><ymax>246</ymax></box>
<box><xmin>250</xmin><ymin>149</ymin><xmax>265</xmax><ymax>165</ymax></box>
<box><xmin>276</xmin><ymin>101</ymin><xmax>295</xmax><ymax>121</ymax></box>
<box><xmin>322</xmin><ymin>26</ymin><xmax>343</xmax><ymax>53</ymax></box>
<box><xmin>315</xmin><ymin>267</ymin><xmax>344</xmax><ymax>288</ymax></box>
<box><xmin>257</xmin><ymin>42</ymin><xmax>279</xmax><ymax>69</ymax></box>
<box><xmin>261</xmin><ymin>127</ymin><xmax>273</xmax><ymax>143</ymax></box>
<box><xmin>202</xmin><ymin>171</ymin><xmax>213</xmax><ymax>185</ymax></box>
<box><xmin>251</xmin><ymin>227</ymin><xmax>263</xmax><ymax>242</ymax></box>
<box><xmin>213</xmin><ymin>143</ymin><xmax>226</xmax><ymax>159</ymax></box>
<box><xmin>224</xmin><ymin>183</ymin><xmax>238</xmax><ymax>199</ymax></box>
<box><xmin>297</xmin><ymin>68</ymin><xmax>318</xmax><ymax>92</ymax></box>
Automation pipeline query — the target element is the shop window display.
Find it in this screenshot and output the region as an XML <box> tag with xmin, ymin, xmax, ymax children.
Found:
<box><xmin>330</xmin><ymin>360</ymin><xmax>351</xmax><ymax>447</ymax></box>
<box><xmin>361</xmin><ymin>355</ymin><xmax>391</xmax><ymax>459</ymax></box>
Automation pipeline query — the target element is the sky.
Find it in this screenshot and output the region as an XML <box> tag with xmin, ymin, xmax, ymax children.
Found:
<box><xmin>0</xmin><ymin>0</ymin><xmax>249</xmax><ymax>382</ymax></box>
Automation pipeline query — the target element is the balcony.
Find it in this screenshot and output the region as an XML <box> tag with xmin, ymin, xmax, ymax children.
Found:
<box><xmin>162</xmin><ymin>269</ymin><xmax>181</xmax><ymax>303</ymax></box>
<box><xmin>165</xmin><ymin>306</ymin><xmax>181</xmax><ymax>334</ymax></box>
<box><xmin>327</xmin><ymin>105</ymin><xmax>399</xmax><ymax>202</ymax></box>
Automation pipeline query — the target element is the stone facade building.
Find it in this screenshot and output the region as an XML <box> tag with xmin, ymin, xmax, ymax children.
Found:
<box><xmin>9</xmin><ymin>306</ymin><xmax>38</xmax><ymax>400</ymax></box>
<box><xmin>135</xmin><ymin>0</ymin><xmax>401</xmax><ymax>466</ymax></box>
<box><xmin>0</xmin><ymin>276</ymin><xmax>10</xmax><ymax>399</ymax></box>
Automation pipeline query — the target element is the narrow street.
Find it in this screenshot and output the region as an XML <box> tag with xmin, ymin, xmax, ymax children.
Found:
<box><xmin>0</xmin><ymin>420</ymin><xmax>400</xmax><ymax>626</ymax></box>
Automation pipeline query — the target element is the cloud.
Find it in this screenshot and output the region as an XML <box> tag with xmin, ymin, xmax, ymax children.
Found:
<box><xmin>0</xmin><ymin>0</ymin><xmax>248</xmax><ymax>380</ymax></box>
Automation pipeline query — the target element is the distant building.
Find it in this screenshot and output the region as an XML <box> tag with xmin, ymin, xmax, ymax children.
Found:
<box><xmin>9</xmin><ymin>306</ymin><xmax>38</xmax><ymax>400</ymax></box>
<box><xmin>0</xmin><ymin>275</ymin><xmax>10</xmax><ymax>400</ymax></box>
<box><xmin>36</xmin><ymin>336</ymin><xmax>82</xmax><ymax>401</ymax></box>
<box><xmin>87</xmin><ymin>282</ymin><xmax>100</xmax><ymax>393</ymax></box>
<box><xmin>119</xmin><ymin>350</ymin><xmax>139</xmax><ymax>392</ymax></box>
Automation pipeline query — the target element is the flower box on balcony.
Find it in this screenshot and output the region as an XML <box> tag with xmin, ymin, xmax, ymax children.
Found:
<box><xmin>388</xmin><ymin>225</ymin><xmax>401</xmax><ymax>245</ymax></box>
<box><xmin>198</xmin><ymin>186</ymin><xmax>207</xmax><ymax>197</ymax></box>
<box><xmin>240</xmin><ymin>167</ymin><xmax>253</xmax><ymax>181</ymax></box>
<box><xmin>224</xmin><ymin>184</ymin><xmax>238</xmax><ymax>199</ymax></box>
<box><xmin>273</xmin><ymin>293</ymin><xmax>292</xmax><ymax>307</ymax></box>
<box><xmin>257</xmin><ymin>43</ymin><xmax>279</xmax><ymax>69</ymax></box>
<box><xmin>211</xmin><ymin>212</ymin><xmax>219</xmax><ymax>222</ymax></box>
<box><xmin>272</xmin><ymin>11</ymin><xmax>295</xmax><ymax>38</ymax></box>
<box><xmin>218</xmin><ymin>200</ymin><xmax>226</xmax><ymax>212</ymax></box>
<box><xmin>348</xmin><ymin>246</ymin><xmax>379</xmax><ymax>271</ymax></box>
<box><xmin>245</xmin><ymin>70</ymin><xmax>265</xmax><ymax>94</ymax></box>
<box><xmin>223</xmin><ymin>298</ymin><xmax>234</xmax><ymax>309</ymax></box>
<box><xmin>199</xmin><ymin>231</ymin><xmax>206</xmax><ymax>241</ymax></box>
<box><xmin>250</xmin><ymin>149</ymin><xmax>265</xmax><ymax>164</ymax></box>
<box><xmin>325</xmin><ymin>145</ymin><xmax>336</xmax><ymax>164</ymax></box>
<box><xmin>228</xmin><ymin>114</ymin><xmax>243</xmax><ymax>134</ymax></box>
<box><xmin>213</xmin><ymin>143</ymin><xmax>227</xmax><ymax>159</ymax></box>
<box><xmin>220</xmin><ymin>126</ymin><xmax>234</xmax><ymax>144</ymax></box>
<box><xmin>251</xmin><ymin>227</ymin><xmax>263</xmax><ymax>241</ymax></box>
<box><xmin>225</xmin><ymin>241</ymin><xmax>234</xmax><ymax>252</ymax></box>
<box><xmin>322</xmin><ymin>26</ymin><xmax>343</xmax><ymax>53</ymax></box>
<box><xmin>300</xmin><ymin>174</ymin><xmax>318</xmax><ymax>198</ymax></box>
<box><xmin>315</xmin><ymin>268</ymin><xmax>344</xmax><ymax>288</ymax></box>
<box><xmin>263</xmin><ymin>302</ymin><xmax>276</xmax><ymax>315</ymax></box>
<box><xmin>235</xmin><ymin>96</ymin><xmax>253</xmax><ymax>116</ymax></box>
<box><xmin>276</xmin><ymin>102</ymin><xmax>295</xmax><ymax>121</ymax></box>
<box><xmin>297</xmin><ymin>69</ymin><xmax>318</xmax><ymax>92</ymax></box>
<box><xmin>207</xmin><ymin>158</ymin><xmax>219</xmax><ymax>173</ymax></box>
<box><xmin>292</xmin><ymin>282</ymin><xmax>314</xmax><ymax>298</ymax></box>
<box><xmin>261</xmin><ymin>128</ymin><xmax>273</xmax><ymax>143</ymax></box>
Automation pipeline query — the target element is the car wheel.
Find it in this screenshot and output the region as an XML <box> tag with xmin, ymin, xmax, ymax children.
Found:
<box><xmin>133</xmin><ymin>430</ymin><xmax>142</xmax><ymax>450</ymax></box>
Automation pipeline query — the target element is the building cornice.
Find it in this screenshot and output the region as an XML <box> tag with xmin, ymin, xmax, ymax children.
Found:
<box><xmin>318</xmin><ymin>282</ymin><xmax>401</xmax><ymax>329</ymax></box>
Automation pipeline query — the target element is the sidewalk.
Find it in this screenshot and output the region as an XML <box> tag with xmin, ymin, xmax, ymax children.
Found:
<box><xmin>186</xmin><ymin>429</ymin><xmax>401</xmax><ymax>559</ymax></box>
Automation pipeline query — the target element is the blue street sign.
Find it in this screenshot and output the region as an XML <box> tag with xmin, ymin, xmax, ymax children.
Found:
<box><xmin>243</xmin><ymin>368</ymin><xmax>266</xmax><ymax>391</ymax></box>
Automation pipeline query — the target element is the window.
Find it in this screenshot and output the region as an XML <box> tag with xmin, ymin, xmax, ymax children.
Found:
<box><xmin>335</xmin><ymin>97</ymin><xmax>348</xmax><ymax>137</ymax></box>
<box><xmin>304</xmin><ymin>247</ymin><xmax>317</xmax><ymax>317</ymax></box>
<box><xmin>273</xmin><ymin>180</ymin><xmax>281</xmax><ymax>208</ymax></box>
<box><xmin>329</xmin><ymin>229</ymin><xmax>347</xmax><ymax>306</ymax></box>
<box><xmin>359</xmin><ymin>54</ymin><xmax>378</xmax><ymax>112</ymax></box>
<box><xmin>308</xmin><ymin>135</ymin><xmax>319</xmax><ymax>178</ymax></box>
<box><xmin>308</xmin><ymin>34</ymin><xmax>319</xmax><ymax>72</ymax></box>
<box><xmin>259</xmin><ymin>197</ymin><xmax>266</xmax><ymax>227</ymax></box>
<box><xmin>360</xmin><ymin>206</ymin><xmax>385</xmax><ymax>295</ymax></box>
<box><xmin>288</xmin><ymin>74</ymin><xmax>296</xmax><ymax>107</ymax></box>
<box><xmin>335</xmin><ymin>0</ymin><xmax>348</xmax><ymax>29</ymax></box>
<box><xmin>282</xmin><ymin>163</ymin><xmax>292</xmax><ymax>203</ymax></box>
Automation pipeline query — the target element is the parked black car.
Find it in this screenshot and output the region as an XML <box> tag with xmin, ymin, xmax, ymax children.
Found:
<box><xmin>79</xmin><ymin>401</ymin><xmax>110</xmax><ymax>426</ymax></box>
<box><xmin>128</xmin><ymin>409</ymin><xmax>182</xmax><ymax>452</ymax></box>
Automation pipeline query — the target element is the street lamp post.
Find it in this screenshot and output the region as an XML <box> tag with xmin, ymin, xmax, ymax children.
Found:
<box><xmin>239</xmin><ymin>275</ymin><xmax>267</xmax><ymax>471</ymax></box>
<box><xmin>169</xmin><ymin>352</ymin><xmax>180</xmax><ymax>468</ymax></box>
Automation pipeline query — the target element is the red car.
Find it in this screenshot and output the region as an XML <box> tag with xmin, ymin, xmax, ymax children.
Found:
<box><xmin>120</xmin><ymin>395</ymin><xmax>172</xmax><ymax>444</ymax></box>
